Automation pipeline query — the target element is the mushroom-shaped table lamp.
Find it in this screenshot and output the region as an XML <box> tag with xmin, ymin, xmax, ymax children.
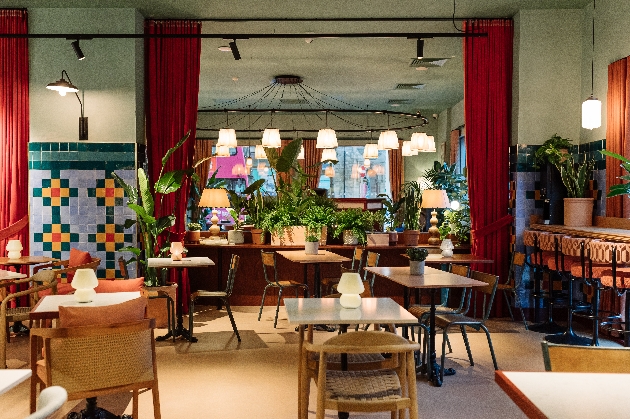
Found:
<box><xmin>337</xmin><ymin>272</ymin><xmax>365</xmax><ymax>309</ymax></box>
<box><xmin>6</xmin><ymin>240</ymin><xmax>23</xmax><ymax>259</ymax></box>
<box><xmin>71</xmin><ymin>268</ymin><xmax>98</xmax><ymax>303</ymax></box>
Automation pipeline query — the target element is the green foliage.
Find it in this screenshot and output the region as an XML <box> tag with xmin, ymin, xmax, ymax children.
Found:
<box><xmin>406</xmin><ymin>247</ymin><xmax>429</xmax><ymax>261</ymax></box>
<box><xmin>533</xmin><ymin>134</ymin><xmax>572</xmax><ymax>169</ymax></box>
<box><xmin>378</xmin><ymin>194</ymin><xmax>403</xmax><ymax>231</ymax></box>
<box><xmin>187</xmin><ymin>222</ymin><xmax>202</xmax><ymax>231</ymax></box>
<box><xmin>400</xmin><ymin>181</ymin><xmax>423</xmax><ymax>230</ymax></box>
<box><xmin>333</xmin><ymin>208</ymin><xmax>372</xmax><ymax>245</ymax></box>
<box><xmin>558</xmin><ymin>155</ymin><xmax>594</xmax><ymax>198</ymax></box>
<box><xmin>600</xmin><ymin>150</ymin><xmax>630</xmax><ymax>197</ymax></box>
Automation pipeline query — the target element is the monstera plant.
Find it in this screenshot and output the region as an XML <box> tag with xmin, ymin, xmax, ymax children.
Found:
<box><xmin>112</xmin><ymin>132</ymin><xmax>210</xmax><ymax>286</ymax></box>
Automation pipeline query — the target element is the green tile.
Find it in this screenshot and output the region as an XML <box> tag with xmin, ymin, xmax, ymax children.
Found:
<box><xmin>43</xmin><ymin>242</ymin><xmax>52</xmax><ymax>251</ymax></box>
<box><xmin>106</xmin><ymin>260</ymin><xmax>115</xmax><ymax>269</ymax></box>
<box><xmin>41</xmin><ymin>143</ymin><xmax>50</xmax><ymax>151</ymax></box>
<box><xmin>124</xmin><ymin>234</ymin><xmax>133</xmax><ymax>242</ymax></box>
<box><xmin>34</xmin><ymin>233</ymin><xmax>43</xmax><ymax>242</ymax></box>
<box><xmin>43</xmin><ymin>224</ymin><xmax>52</xmax><ymax>233</ymax></box>
<box><xmin>29</xmin><ymin>143</ymin><xmax>40</xmax><ymax>152</ymax></box>
<box><xmin>61</xmin><ymin>224</ymin><xmax>70</xmax><ymax>233</ymax></box>
<box><xmin>97</xmin><ymin>242</ymin><xmax>105</xmax><ymax>251</ymax></box>
<box><xmin>106</xmin><ymin>215</ymin><xmax>114</xmax><ymax>224</ymax></box>
<box><xmin>51</xmin><ymin>250</ymin><xmax>61</xmax><ymax>259</ymax></box>
<box><xmin>50</xmin><ymin>143</ymin><xmax>59</xmax><ymax>152</ymax></box>
<box><xmin>115</xmin><ymin>224</ymin><xmax>124</xmax><ymax>233</ymax></box>
<box><xmin>97</xmin><ymin>197</ymin><xmax>105</xmax><ymax>206</ymax></box>
<box><xmin>51</xmin><ymin>212</ymin><xmax>60</xmax><ymax>224</ymax></box>
<box><xmin>70</xmin><ymin>233</ymin><xmax>79</xmax><ymax>242</ymax></box>
<box><xmin>42</xmin><ymin>197</ymin><xmax>51</xmax><ymax>207</ymax></box>
<box><xmin>526</xmin><ymin>191</ymin><xmax>535</xmax><ymax>199</ymax></box>
<box><xmin>97</xmin><ymin>224</ymin><xmax>105</xmax><ymax>233</ymax></box>
<box><xmin>69</xmin><ymin>142</ymin><xmax>78</xmax><ymax>151</ymax></box>
<box><xmin>42</xmin><ymin>179</ymin><xmax>51</xmax><ymax>188</ymax></box>
<box><xmin>69</xmin><ymin>188</ymin><xmax>78</xmax><ymax>198</ymax></box>
<box><xmin>88</xmin><ymin>234</ymin><xmax>96</xmax><ymax>243</ymax></box>
<box><xmin>59</xmin><ymin>143</ymin><xmax>68</xmax><ymax>152</ymax></box>
<box><xmin>33</xmin><ymin>188</ymin><xmax>42</xmax><ymax>198</ymax></box>
<box><xmin>61</xmin><ymin>242</ymin><xmax>70</xmax><ymax>252</ymax></box>
<box><xmin>60</xmin><ymin>197</ymin><xmax>69</xmax><ymax>206</ymax></box>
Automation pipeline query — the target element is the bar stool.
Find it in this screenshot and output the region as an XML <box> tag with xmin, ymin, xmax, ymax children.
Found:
<box><xmin>545</xmin><ymin>236</ymin><xmax>591</xmax><ymax>345</ymax></box>
<box><xmin>523</xmin><ymin>230</ymin><xmax>544</xmax><ymax>323</ymax></box>
<box><xmin>528</xmin><ymin>232</ymin><xmax>565</xmax><ymax>334</ymax></box>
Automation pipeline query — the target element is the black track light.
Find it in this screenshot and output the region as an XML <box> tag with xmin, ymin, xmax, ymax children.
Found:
<box><xmin>229</xmin><ymin>39</ymin><xmax>241</xmax><ymax>60</ymax></box>
<box><xmin>71</xmin><ymin>40</ymin><xmax>85</xmax><ymax>60</ymax></box>
<box><xmin>416</xmin><ymin>39</ymin><xmax>424</xmax><ymax>60</ymax></box>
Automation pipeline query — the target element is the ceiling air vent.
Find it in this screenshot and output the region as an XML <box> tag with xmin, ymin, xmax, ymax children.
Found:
<box><xmin>279</xmin><ymin>98</ymin><xmax>309</xmax><ymax>105</ymax></box>
<box><xmin>409</xmin><ymin>58</ymin><xmax>450</xmax><ymax>68</ymax></box>
<box><xmin>387</xmin><ymin>99</ymin><xmax>414</xmax><ymax>105</ymax></box>
<box><xmin>395</xmin><ymin>83</ymin><xmax>425</xmax><ymax>90</ymax></box>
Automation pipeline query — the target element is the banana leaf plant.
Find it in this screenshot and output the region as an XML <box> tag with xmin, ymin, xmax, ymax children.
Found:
<box><xmin>557</xmin><ymin>155</ymin><xmax>594</xmax><ymax>198</ymax></box>
<box><xmin>600</xmin><ymin>150</ymin><xmax>630</xmax><ymax>197</ymax></box>
<box><xmin>112</xmin><ymin>132</ymin><xmax>210</xmax><ymax>286</ymax></box>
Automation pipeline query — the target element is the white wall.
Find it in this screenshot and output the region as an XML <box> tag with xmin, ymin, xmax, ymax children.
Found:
<box><xmin>29</xmin><ymin>8</ymin><xmax>143</xmax><ymax>143</ymax></box>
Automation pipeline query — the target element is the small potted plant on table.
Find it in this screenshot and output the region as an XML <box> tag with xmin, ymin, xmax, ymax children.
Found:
<box><xmin>186</xmin><ymin>222</ymin><xmax>202</xmax><ymax>244</ymax></box>
<box><xmin>406</xmin><ymin>247</ymin><xmax>429</xmax><ymax>275</ymax></box>
<box><xmin>301</xmin><ymin>205</ymin><xmax>335</xmax><ymax>254</ymax></box>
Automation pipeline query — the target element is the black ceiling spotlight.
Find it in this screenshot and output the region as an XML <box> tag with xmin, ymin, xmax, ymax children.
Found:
<box><xmin>416</xmin><ymin>39</ymin><xmax>424</xmax><ymax>60</ymax></box>
<box><xmin>71</xmin><ymin>40</ymin><xmax>85</xmax><ymax>60</ymax></box>
<box><xmin>229</xmin><ymin>39</ymin><xmax>241</xmax><ymax>60</ymax></box>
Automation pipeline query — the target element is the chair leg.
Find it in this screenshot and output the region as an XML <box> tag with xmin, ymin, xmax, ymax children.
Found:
<box><xmin>274</xmin><ymin>287</ymin><xmax>284</xmax><ymax>328</ymax></box>
<box><xmin>132</xmin><ymin>389</ymin><xmax>139</xmax><ymax>419</ymax></box>
<box><xmin>460</xmin><ymin>325</ymin><xmax>474</xmax><ymax>366</ymax></box>
<box><xmin>152</xmin><ymin>385</ymin><xmax>162</xmax><ymax>419</ymax></box>
<box><xmin>479</xmin><ymin>323</ymin><xmax>499</xmax><ymax>370</ymax></box>
<box><xmin>446</xmin><ymin>334</ymin><xmax>453</xmax><ymax>353</ymax></box>
<box><xmin>503</xmin><ymin>290</ymin><xmax>515</xmax><ymax>321</ymax></box>
<box><xmin>188</xmin><ymin>297</ymin><xmax>195</xmax><ymax>340</ymax></box>
<box><xmin>440</xmin><ymin>326</ymin><xmax>451</xmax><ymax>382</ymax></box>
<box><xmin>169</xmin><ymin>296</ymin><xmax>176</xmax><ymax>342</ymax></box>
<box><xmin>224</xmin><ymin>299</ymin><xmax>240</xmax><ymax>342</ymax></box>
<box><xmin>258</xmin><ymin>284</ymin><xmax>271</xmax><ymax>321</ymax></box>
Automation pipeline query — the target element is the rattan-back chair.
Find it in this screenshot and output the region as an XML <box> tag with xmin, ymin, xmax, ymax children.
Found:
<box><xmin>320</xmin><ymin>247</ymin><xmax>364</xmax><ymax>296</ymax></box>
<box><xmin>497</xmin><ymin>252</ymin><xmax>528</xmax><ymax>329</ymax></box>
<box><xmin>301</xmin><ymin>331</ymin><xmax>419</xmax><ymax>419</ymax></box>
<box><xmin>33</xmin><ymin>258</ymin><xmax>101</xmax><ymax>295</ymax></box>
<box><xmin>258</xmin><ymin>251</ymin><xmax>309</xmax><ymax>328</ymax></box>
<box><xmin>1</xmin><ymin>270</ymin><xmax>57</xmax><ymax>369</ymax></box>
<box><xmin>541</xmin><ymin>340</ymin><xmax>630</xmax><ymax>372</ymax></box>
<box><xmin>30</xmin><ymin>319</ymin><xmax>160</xmax><ymax>419</ymax></box>
<box><xmin>189</xmin><ymin>254</ymin><xmax>241</xmax><ymax>341</ymax></box>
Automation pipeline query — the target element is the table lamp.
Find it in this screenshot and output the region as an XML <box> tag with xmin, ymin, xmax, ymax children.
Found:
<box><xmin>440</xmin><ymin>238</ymin><xmax>454</xmax><ymax>257</ymax></box>
<box><xmin>6</xmin><ymin>239</ymin><xmax>22</xmax><ymax>259</ymax></box>
<box><xmin>170</xmin><ymin>241</ymin><xmax>184</xmax><ymax>261</ymax></box>
<box><xmin>71</xmin><ymin>268</ymin><xmax>98</xmax><ymax>303</ymax></box>
<box><xmin>199</xmin><ymin>188</ymin><xmax>231</xmax><ymax>238</ymax></box>
<box><xmin>421</xmin><ymin>189</ymin><xmax>450</xmax><ymax>245</ymax></box>
<box><xmin>337</xmin><ymin>272</ymin><xmax>364</xmax><ymax>309</ymax></box>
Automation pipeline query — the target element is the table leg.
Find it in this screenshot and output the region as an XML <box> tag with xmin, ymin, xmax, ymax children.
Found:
<box><xmin>66</xmin><ymin>397</ymin><xmax>131</xmax><ymax>419</ymax></box>
<box><xmin>216</xmin><ymin>247</ymin><xmax>223</xmax><ymax>310</ymax></box>
<box><xmin>402</xmin><ymin>287</ymin><xmax>410</xmax><ymax>339</ymax></box>
<box><xmin>156</xmin><ymin>267</ymin><xmax>197</xmax><ymax>343</ymax></box>
<box><xmin>9</xmin><ymin>264</ymin><xmax>29</xmax><ymax>335</ymax></box>
<box><xmin>426</xmin><ymin>288</ymin><xmax>456</xmax><ymax>387</ymax></box>
<box><xmin>303</xmin><ymin>264</ymin><xmax>309</xmax><ymax>295</ymax></box>
<box><xmin>314</xmin><ymin>264</ymin><xmax>321</xmax><ymax>298</ymax></box>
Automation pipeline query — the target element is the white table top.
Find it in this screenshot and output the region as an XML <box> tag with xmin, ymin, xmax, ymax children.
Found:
<box><xmin>0</xmin><ymin>369</ymin><xmax>31</xmax><ymax>395</ymax></box>
<box><xmin>277</xmin><ymin>250</ymin><xmax>351</xmax><ymax>264</ymax></box>
<box><xmin>496</xmin><ymin>371</ymin><xmax>630</xmax><ymax>419</ymax></box>
<box><xmin>147</xmin><ymin>257</ymin><xmax>214</xmax><ymax>268</ymax></box>
<box><xmin>364</xmin><ymin>266</ymin><xmax>487</xmax><ymax>289</ymax></box>
<box><xmin>284</xmin><ymin>297</ymin><xmax>418</xmax><ymax>325</ymax></box>
<box><xmin>30</xmin><ymin>292</ymin><xmax>141</xmax><ymax>318</ymax></box>
<box><xmin>0</xmin><ymin>270</ymin><xmax>27</xmax><ymax>280</ymax></box>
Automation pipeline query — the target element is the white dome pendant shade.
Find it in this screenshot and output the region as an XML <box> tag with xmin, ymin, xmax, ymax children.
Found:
<box><xmin>261</xmin><ymin>128</ymin><xmax>282</xmax><ymax>148</ymax></box>
<box><xmin>297</xmin><ymin>144</ymin><xmax>305</xmax><ymax>160</ymax></box>
<box><xmin>254</xmin><ymin>144</ymin><xmax>268</xmax><ymax>159</ymax></box>
<box><xmin>316</xmin><ymin>128</ymin><xmax>338</xmax><ymax>149</ymax></box>
<box><xmin>363</xmin><ymin>143</ymin><xmax>379</xmax><ymax>159</ymax></box>
<box><xmin>424</xmin><ymin>136</ymin><xmax>436</xmax><ymax>152</ymax></box>
<box><xmin>217</xmin><ymin>128</ymin><xmax>237</xmax><ymax>148</ymax></box>
<box><xmin>216</xmin><ymin>145</ymin><xmax>231</xmax><ymax>157</ymax></box>
<box><xmin>410</xmin><ymin>132</ymin><xmax>428</xmax><ymax>152</ymax></box>
<box><xmin>401</xmin><ymin>141</ymin><xmax>414</xmax><ymax>156</ymax></box>
<box><xmin>380</xmin><ymin>130</ymin><xmax>399</xmax><ymax>149</ymax></box>
<box><xmin>321</xmin><ymin>148</ymin><xmax>337</xmax><ymax>162</ymax></box>
<box><xmin>582</xmin><ymin>96</ymin><xmax>602</xmax><ymax>130</ymax></box>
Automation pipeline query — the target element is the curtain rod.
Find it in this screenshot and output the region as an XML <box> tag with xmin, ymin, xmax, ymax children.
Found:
<box><xmin>0</xmin><ymin>32</ymin><xmax>485</xmax><ymax>39</ymax></box>
<box><xmin>180</xmin><ymin>17</ymin><xmax>503</xmax><ymax>22</ymax></box>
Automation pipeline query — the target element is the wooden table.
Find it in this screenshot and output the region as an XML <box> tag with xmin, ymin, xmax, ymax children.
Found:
<box><xmin>0</xmin><ymin>270</ymin><xmax>27</xmax><ymax>280</ymax></box>
<box><xmin>0</xmin><ymin>369</ymin><xmax>31</xmax><ymax>395</ymax></box>
<box><xmin>277</xmin><ymin>250</ymin><xmax>351</xmax><ymax>298</ymax></box>
<box><xmin>495</xmin><ymin>370</ymin><xmax>630</xmax><ymax>418</ymax></box>
<box><xmin>285</xmin><ymin>297</ymin><xmax>418</xmax><ymax>419</ymax></box>
<box><xmin>147</xmin><ymin>257</ymin><xmax>214</xmax><ymax>342</ymax></box>
<box><xmin>30</xmin><ymin>292</ymin><xmax>142</xmax><ymax>321</ymax></box>
<box><xmin>530</xmin><ymin>223</ymin><xmax>630</xmax><ymax>243</ymax></box>
<box><xmin>364</xmin><ymin>266</ymin><xmax>487</xmax><ymax>387</ymax></box>
<box><xmin>424</xmin><ymin>253</ymin><xmax>494</xmax><ymax>265</ymax></box>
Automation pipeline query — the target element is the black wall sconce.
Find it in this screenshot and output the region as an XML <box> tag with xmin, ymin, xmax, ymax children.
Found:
<box><xmin>46</xmin><ymin>70</ymin><xmax>88</xmax><ymax>140</ymax></box>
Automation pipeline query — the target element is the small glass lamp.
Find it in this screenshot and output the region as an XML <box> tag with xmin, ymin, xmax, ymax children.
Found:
<box><xmin>337</xmin><ymin>272</ymin><xmax>365</xmax><ymax>309</ymax></box>
<box><xmin>170</xmin><ymin>241</ymin><xmax>184</xmax><ymax>261</ymax></box>
<box><xmin>321</xmin><ymin>148</ymin><xmax>337</xmax><ymax>162</ymax></box>
<box><xmin>71</xmin><ymin>268</ymin><xmax>98</xmax><ymax>303</ymax></box>
<box><xmin>421</xmin><ymin>189</ymin><xmax>450</xmax><ymax>245</ymax></box>
<box><xmin>6</xmin><ymin>240</ymin><xmax>23</xmax><ymax>259</ymax></box>
<box><xmin>440</xmin><ymin>239</ymin><xmax>454</xmax><ymax>257</ymax></box>
<box><xmin>199</xmin><ymin>188</ymin><xmax>231</xmax><ymax>237</ymax></box>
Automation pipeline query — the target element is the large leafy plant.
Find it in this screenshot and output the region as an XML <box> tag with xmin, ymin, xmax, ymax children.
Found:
<box><xmin>112</xmin><ymin>132</ymin><xmax>209</xmax><ymax>286</ymax></box>
<box><xmin>600</xmin><ymin>150</ymin><xmax>630</xmax><ymax>197</ymax></box>
<box><xmin>533</xmin><ymin>133</ymin><xmax>572</xmax><ymax>169</ymax></box>
<box><xmin>400</xmin><ymin>181</ymin><xmax>423</xmax><ymax>230</ymax></box>
<box><xmin>558</xmin><ymin>155</ymin><xmax>595</xmax><ymax>198</ymax></box>
<box><xmin>332</xmin><ymin>208</ymin><xmax>372</xmax><ymax>245</ymax></box>
<box><xmin>378</xmin><ymin>193</ymin><xmax>403</xmax><ymax>231</ymax></box>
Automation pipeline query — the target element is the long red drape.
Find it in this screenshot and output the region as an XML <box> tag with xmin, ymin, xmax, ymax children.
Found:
<box><xmin>388</xmin><ymin>141</ymin><xmax>403</xmax><ymax>201</ymax></box>
<box><xmin>464</xmin><ymin>19</ymin><xmax>514</xmax><ymax>317</ymax></box>
<box><xmin>145</xmin><ymin>20</ymin><xmax>202</xmax><ymax>311</ymax></box>
<box><xmin>0</xmin><ymin>10</ymin><xmax>29</xmax><ymax>283</ymax></box>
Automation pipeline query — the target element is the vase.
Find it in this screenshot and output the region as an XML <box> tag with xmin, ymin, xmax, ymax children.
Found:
<box><xmin>409</xmin><ymin>260</ymin><xmax>425</xmax><ymax>275</ymax></box>
<box><xmin>304</xmin><ymin>241</ymin><xmax>319</xmax><ymax>255</ymax></box>
<box><xmin>563</xmin><ymin>198</ymin><xmax>595</xmax><ymax>227</ymax></box>
<box><xmin>228</xmin><ymin>230</ymin><xmax>245</xmax><ymax>244</ymax></box>
<box><xmin>388</xmin><ymin>231</ymin><xmax>398</xmax><ymax>246</ymax></box>
<box><xmin>343</xmin><ymin>230</ymin><xmax>359</xmax><ymax>245</ymax></box>
<box><xmin>251</xmin><ymin>228</ymin><xmax>266</xmax><ymax>245</ymax></box>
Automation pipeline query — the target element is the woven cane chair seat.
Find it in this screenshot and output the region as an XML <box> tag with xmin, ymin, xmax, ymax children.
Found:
<box><xmin>325</xmin><ymin>369</ymin><xmax>402</xmax><ymax>402</ymax></box>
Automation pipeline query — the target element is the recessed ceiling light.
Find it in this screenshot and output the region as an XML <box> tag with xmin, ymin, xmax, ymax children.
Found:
<box><xmin>232</xmin><ymin>77</ymin><xmax>239</xmax><ymax>82</ymax></box>
<box><xmin>390</xmin><ymin>103</ymin><xmax>401</xmax><ymax>107</ymax></box>
<box><xmin>218</xmin><ymin>46</ymin><xmax>231</xmax><ymax>52</ymax></box>
<box><xmin>416</xmin><ymin>67</ymin><xmax>428</xmax><ymax>71</ymax></box>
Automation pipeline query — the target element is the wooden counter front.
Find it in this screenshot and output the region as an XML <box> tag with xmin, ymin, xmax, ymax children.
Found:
<box><xmin>530</xmin><ymin>224</ymin><xmax>630</xmax><ymax>243</ymax></box>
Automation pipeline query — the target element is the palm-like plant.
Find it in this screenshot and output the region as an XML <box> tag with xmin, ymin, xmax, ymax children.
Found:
<box><xmin>601</xmin><ymin>150</ymin><xmax>630</xmax><ymax>197</ymax></box>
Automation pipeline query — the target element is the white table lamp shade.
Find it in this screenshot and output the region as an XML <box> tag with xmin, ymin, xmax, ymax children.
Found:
<box><xmin>337</xmin><ymin>272</ymin><xmax>364</xmax><ymax>308</ymax></box>
<box><xmin>6</xmin><ymin>240</ymin><xmax>22</xmax><ymax>259</ymax></box>
<box><xmin>71</xmin><ymin>269</ymin><xmax>98</xmax><ymax>303</ymax></box>
<box><xmin>421</xmin><ymin>189</ymin><xmax>450</xmax><ymax>209</ymax></box>
<box><xmin>170</xmin><ymin>241</ymin><xmax>184</xmax><ymax>261</ymax></box>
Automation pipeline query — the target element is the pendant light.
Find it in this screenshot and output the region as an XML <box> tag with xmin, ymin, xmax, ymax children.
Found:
<box><xmin>316</xmin><ymin>111</ymin><xmax>338</xmax><ymax>148</ymax></box>
<box><xmin>216</xmin><ymin>111</ymin><xmax>237</xmax><ymax>147</ymax></box>
<box><xmin>262</xmin><ymin>111</ymin><xmax>281</xmax><ymax>147</ymax></box>
<box><xmin>425</xmin><ymin>136</ymin><xmax>436</xmax><ymax>152</ymax></box>
<box><xmin>363</xmin><ymin>143</ymin><xmax>379</xmax><ymax>159</ymax></box>
<box><xmin>410</xmin><ymin>132</ymin><xmax>428</xmax><ymax>152</ymax></box>
<box><xmin>363</xmin><ymin>158</ymin><xmax>371</xmax><ymax>168</ymax></box>
<box><xmin>380</xmin><ymin>114</ymin><xmax>398</xmax><ymax>149</ymax></box>
<box><xmin>321</xmin><ymin>148</ymin><xmax>337</xmax><ymax>162</ymax></box>
<box><xmin>401</xmin><ymin>141</ymin><xmax>414</xmax><ymax>156</ymax></box>
<box><xmin>254</xmin><ymin>144</ymin><xmax>267</xmax><ymax>159</ymax></box>
<box><xmin>582</xmin><ymin>0</ymin><xmax>601</xmax><ymax>130</ymax></box>
<box><xmin>216</xmin><ymin>145</ymin><xmax>231</xmax><ymax>157</ymax></box>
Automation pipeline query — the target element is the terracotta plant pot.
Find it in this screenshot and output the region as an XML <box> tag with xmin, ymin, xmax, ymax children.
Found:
<box><xmin>563</xmin><ymin>198</ymin><xmax>595</xmax><ymax>227</ymax></box>
<box><xmin>186</xmin><ymin>230</ymin><xmax>200</xmax><ymax>244</ymax></box>
<box><xmin>388</xmin><ymin>231</ymin><xmax>398</xmax><ymax>246</ymax></box>
<box><xmin>404</xmin><ymin>230</ymin><xmax>420</xmax><ymax>246</ymax></box>
<box><xmin>251</xmin><ymin>228</ymin><xmax>266</xmax><ymax>245</ymax></box>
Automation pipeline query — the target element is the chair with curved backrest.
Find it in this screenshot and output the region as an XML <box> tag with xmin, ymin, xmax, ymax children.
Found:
<box><xmin>33</xmin><ymin>256</ymin><xmax>101</xmax><ymax>296</ymax></box>
<box><xmin>301</xmin><ymin>331</ymin><xmax>419</xmax><ymax>419</ymax></box>
<box><xmin>189</xmin><ymin>254</ymin><xmax>241</xmax><ymax>341</ymax></box>
<box><xmin>30</xmin><ymin>319</ymin><xmax>160</xmax><ymax>419</ymax></box>
<box><xmin>1</xmin><ymin>269</ymin><xmax>57</xmax><ymax>369</ymax></box>
<box><xmin>319</xmin><ymin>247</ymin><xmax>364</xmax><ymax>296</ymax></box>
<box><xmin>24</xmin><ymin>386</ymin><xmax>68</xmax><ymax>419</ymax></box>
<box><xmin>541</xmin><ymin>340</ymin><xmax>630</xmax><ymax>372</ymax></box>
<box><xmin>259</xmin><ymin>251</ymin><xmax>309</xmax><ymax>328</ymax></box>
<box><xmin>497</xmin><ymin>252</ymin><xmax>528</xmax><ymax>329</ymax></box>
<box><xmin>118</xmin><ymin>256</ymin><xmax>130</xmax><ymax>279</ymax></box>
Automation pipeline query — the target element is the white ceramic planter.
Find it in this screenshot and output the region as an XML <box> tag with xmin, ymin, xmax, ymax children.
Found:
<box><xmin>409</xmin><ymin>260</ymin><xmax>425</xmax><ymax>275</ymax></box>
<box><xmin>228</xmin><ymin>230</ymin><xmax>245</xmax><ymax>244</ymax></box>
<box><xmin>343</xmin><ymin>230</ymin><xmax>359</xmax><ymax>246</ymax></box>
<box><xmin>304</xmin><ymin>241</ymin><xmax>319</xmax><ymax>255</ymax></box>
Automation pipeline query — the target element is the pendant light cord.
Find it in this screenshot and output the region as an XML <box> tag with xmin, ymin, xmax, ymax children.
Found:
<box><xmin>591</xmin><ymin>0</ymin><xmax>595</xmax><ymax>96</ymax></box>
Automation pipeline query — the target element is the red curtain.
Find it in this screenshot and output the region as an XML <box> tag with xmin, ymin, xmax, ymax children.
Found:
<box><xmin>388</xmin><ymin>141</ymin><xmax>403</xmax><ymax>201</ymax></box>
<box><xmin>606</xmin><ymin>57</ymin><xmax>630</xmax><ymax>218</ymax></box>
<box><xmin>464</xmin><ymin>19</ymin><xmax>514</xmax><ymax>317</ymax></box>
<box><xmin>145</xmin><ymin>20</ymin><xmax>202</xmax><ymax>311</ymax></box>
<box><xmin>0</xmin><ymin>10</ymin><xmax>29</xmax><ymax>283</ymax></box>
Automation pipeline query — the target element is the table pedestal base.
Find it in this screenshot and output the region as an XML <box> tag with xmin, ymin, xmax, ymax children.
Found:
<box><xmin>9</xmin><ymin>321</ymin><xmax>29</xmax><ymax>335</ymax></box>
<box><xmin>67</xmin><ymin>397</ymin><xmax>131</xmax><ymax>419</ymax></box>
<box><xmin>156</xmin><ymin>325</ymin><xmax>197</xmax><ymax>343</ymax></box>
<box><xmin>528</xmin><ymin>321</ymin><xmax>565</xmax><ymax>334</ymax></box>
<box><xmin>545</xmin><ymin>330</ymin><xmax>591</xmax><ymax>346</ymax></box>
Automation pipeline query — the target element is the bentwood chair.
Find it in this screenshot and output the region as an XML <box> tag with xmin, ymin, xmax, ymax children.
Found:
<box><xmin>541</xmin><ymin>340</ymin><xmax>630</xmax><ymax>372</ymax></box>
<box><xmin>34</xmin><ymin>257</ymin><xmax>101</xmax><ymax>296</ymax></box>
<box><xmin>498</xmin><ymin>252</ymin><xmax>528</xmax><ymax>329</ymax></box>
<box><xmin>301</xmin><ymin>331</ymin><xmax>419</xmax><ymax>419</ymax></box>
<box><xmin>320</xmin><ymin>247</ymin><xmax>364</xmax><ymax>296</ymax></box>
<box><xmin>259</xmin><ymin>251</ymin><xmax>309</xmax><ymax>328</ymax></box>
<box><xmin>189</xmin><ymin>254</ymin><xmax>241</xmax><ymax>341</ymax></box>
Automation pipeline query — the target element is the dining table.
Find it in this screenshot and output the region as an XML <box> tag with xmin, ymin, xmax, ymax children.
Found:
<box><xmin>0</xmin><ymin>369</ymin><xmax>31</xmax><ymax>396</ymax></box>
<box><xmin>284</xmin><ymin>297</ymin><xmax>418</xmax><ymax>419</ymax></box>
<box><xmin>0</xmin><ymin>270</ymin><xmax>27</xmax><ymax>281</ymax></box>
<box><xmin>29</xmin><ymin>291</ymin><xmax>142</xmax><ymax>322</ymax></box>
<box><xmin>495</xmin><ymin>370</ymin><xmax>630</xmax><ymax>418</ymax></box>
<box><xmin>364</xmin><ymin>265</ymin><xmax>487</xmax><ymax>387</ymax></box>
<box><xmin>277</xmin><ymin>250</ymin><xmax>350</xmax><ymax>298</ymax></box>
<box><xmin>147</xmin><ymin>257</ymin><xmax>214</xmax><ymax>342</ymax></box>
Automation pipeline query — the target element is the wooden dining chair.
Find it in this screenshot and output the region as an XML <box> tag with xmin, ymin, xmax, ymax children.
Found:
<box><xmin>319</xmin><ymin>247</ymin><xmax>364</xmax><ymax>296</ymax></box>
<box><xmin>541</xmin><ymin>340</ymin><xmax>630</xmax><ymax>372</ymax></box>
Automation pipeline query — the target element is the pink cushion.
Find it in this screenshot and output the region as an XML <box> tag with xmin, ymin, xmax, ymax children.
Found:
<box><xmin>58</xmin><ymin>297</ymin><xmax>147</xmax><ymax>328</ymax></box>
<box><xmin>66</xmin><ymin>248</ymin><xmax>92</xmax><ymax>282</ymax></box>
<box><xmin>94</xmin><ymin>277</ymin><xmax>144</xmax><ymax>293</ymax></box>
<box><xmin>39</xmin><ymin>283</ymin><xmax>74</xmax><ymax>298</ymax></box>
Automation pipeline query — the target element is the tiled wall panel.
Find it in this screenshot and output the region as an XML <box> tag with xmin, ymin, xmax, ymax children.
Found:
<box><xmin>29</xmin><ymin>142</ymin><xmax>137</xmax><ymax>279</ymax></box>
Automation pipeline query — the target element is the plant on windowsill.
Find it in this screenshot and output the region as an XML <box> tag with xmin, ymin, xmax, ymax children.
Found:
<box><xmin>379</xmin><ymin>193</ymin><xmax>404</xmax><ymax>245</ymax></box>
<box><xmin>400</xmin><ymin>180</ymin><xmax>424</xmax><ymax>246</ymax></box>
<box><xmin>333</xmin><ymin>208</ymin><xmax>372</xmax><ymax>246</ymax></box>
<box><xmin>186</xmin><ymin>222</ymin><xmax>202</xmax><ymax>244</ymax></box>
<box><xmin>406</xmin><ymin>247</ymin><xmax>429</xmax><ymax>275</ymax></box>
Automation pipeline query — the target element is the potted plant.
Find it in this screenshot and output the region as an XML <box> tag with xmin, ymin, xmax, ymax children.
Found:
<box><xmin>406</xmin><ymin>247</ymin><xmax>429</xmax><ymax>275</ymax></box>
<box><xmin>533</xmin><ymin>133</ymin><xmax>572</xmax><ymax>169</ymax></box>
<box><xmin>601</xmin><ymin>150</ymin><xmax>630</xmax><ymax>197</ymax></box>
<box><xmin>300</xmin><ymin>205</ymin><xmax>335</xmax><ymax>254</ymax></box>
<box><xmin>227</xmin><ymin>179</ymin><xmax>265</xmax><ymax>244</ymax></box>
<box><xmin>400</xmin><ymin>181</ymin><xmax>424</xmax><ymax>246</ymax></box>
<box><xmin>333</xmin><ymin>208</ymin><xmax>371</xmax><ymax>245</ymax></box>
<box><xmin>379</xmin><ymin>193</ymin><xmax>404</xmax><ymax>246</ymax></box>
<box><xmin>186</xmin><ymin>222</ymin><xmax>202</xmax><ymax>244</ymax></box>
<box><xmin>227</xmin><ymin>208</ymin><xmax>246</xmax><ymax>244</ymax></box>
<box><xmin>365</xmin><ymin>210</ymin><xmax>389</xmax><ymax>246</ymax></box>
<box><xmin>558</xmin><ymin>155</ymin><xmax>595</xmax><ymax>226</ymax></box>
